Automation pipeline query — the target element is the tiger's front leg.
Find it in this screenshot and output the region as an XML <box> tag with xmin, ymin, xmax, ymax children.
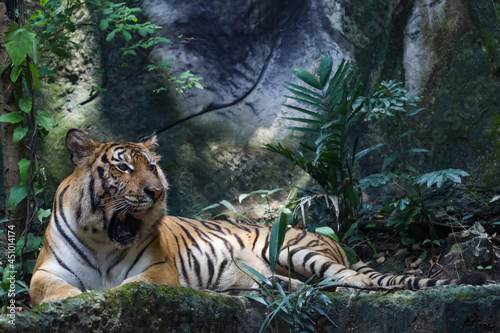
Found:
<box><xmin>30</xmin><ymin>270</ymin><xmax>82</xmax><ymax>306</ymax></box>
<box><xmin>117</xmin><ymin>261</ymin><xmax>181</xmax><ymax>287</ymax></box>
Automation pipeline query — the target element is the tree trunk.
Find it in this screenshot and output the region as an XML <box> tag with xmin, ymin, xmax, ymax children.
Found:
<box><xmin>0</xmin><ymin>1</ymin><xmax>27</xmax><ymax>241</ymax></box>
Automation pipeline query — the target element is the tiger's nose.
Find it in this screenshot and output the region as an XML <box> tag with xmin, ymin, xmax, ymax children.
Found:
<box><xmin>144</xmin><ymin>187</ymin><xmax>163</xmax><ymax>200</ymax></box>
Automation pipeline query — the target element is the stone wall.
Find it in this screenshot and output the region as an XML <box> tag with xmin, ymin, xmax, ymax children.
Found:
<box><xmin>1</xmin><ymin>283</ymin><xmax>500</xmax><ymax>332</ymax></box>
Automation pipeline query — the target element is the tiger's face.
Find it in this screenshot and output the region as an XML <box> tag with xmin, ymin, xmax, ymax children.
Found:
<box><xmin>66</xmin><ymin>129</ymin><xmax>168</xmax><ymax>248</ymax></box>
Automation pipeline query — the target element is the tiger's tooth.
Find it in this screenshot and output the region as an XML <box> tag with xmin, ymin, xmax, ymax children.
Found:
<box><xmin>118</xmin><ymin>211</ymin><xmax>127</xmax><ymax>222</ymax></box>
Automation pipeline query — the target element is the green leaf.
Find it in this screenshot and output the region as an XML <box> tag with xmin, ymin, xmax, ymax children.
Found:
<box><xmin>406</xmin><ymin>108</ymin><xmax>425</xmax><ymax>116</ymax></box>
<box><xmin>281</xmin><ymin>104</ymin><xmax>326</xmax><ymax>120</ymax></box>
<box><xmin>7</xmin><ymin>182</ymin><xmax>28</xmax><ymax>209</ymax></box>
<box><xmin>284</xmin><ymin>85</ymin><xmax>325</xmax><ymax>106</ymax></box>
<box><xmin>413</xmin><ymin>169</ymin><xmax>469</xmax><ymax>188</ymax></box>
<box><xmin>342</xmin><ymin>221</ymin><xmax>359</xmax><ymax>243</ymax></box>
<box><xmin>28</xmin><ymin>35</ymin><xmax>40</xmax><ymax>65</ymax></box>
<box><xmin>122</xmin><ymin>30</ymin><xmax>132</xmax><ymax>41</ymax></box>
<box><xmin>36</xmin><ymin>110</ymin><xmax>57</xmax><ymax>130</ymax></box>
<box><xmin>243</xmin><ymin>294</ymin><xmax>269</xmax><ymax>307</ymax></box>
<box><xmin>37</xmin><ymin>208</ymin><xmax>51</xmax><ymax>222</ymax></box>
<box><xmin>462</xmin><ymin>214</ymin><xmax>473</xmax><ymax>221</ymax></box>
<box><xmin>18</xmin><ymin>96</ymin><xmax>32</xmax><ymax>113</ymax></box>
<box><xmin>13</xmin><ymin>126</ymin><xmax>28</xmax><ymax>144</ymax></box>
<box><xmin>418</xmin><ymin>251</ymin><xmax>428</xmax><ymax>260</ymax></box>
<box><xmin>382</xmin><ymin>152</ymin><xmax>400</xmax><ymax>170</ymax></box>
<box><xmin>292</xmin><ymin>66</ymin><xmax>321</xmax><ymax>89</ymax></box>
<box><xmin>10</xmin><ymin>63</ymin><xmax>22</xmax><ymax>82</ymax></box>
<box><xmin>355</xmin><ymin>143</ymin><xmax>384</xmax><ymax>161</ymax></box>
<box><xmin>357</xmin><ymin>173</ymin><xmax>392</xmax><ymax>190</ymax></box>
<box><xmin>28</xmin><ymin>63</ymin><xmax>41</xmax><ymax>90</ymax></box>
<box><xmin>220</xmin><ymin>200</ymin><xmax>236</xmax><ymax>212</ymax></box>
<box><xmin>407</xmin><ymin>148</ymin><xmax>429</xmax><ymax>153</ymax></box>
<box><xmin>387</xmin><ymin>206</ymin><xmax>421</xmax><ymax>228</ymax></box>
<box><xmin>4</xmin><ymin>22</ymin><xmax>36</xmax><ymax>66</ymax></box>
<box><xmin>0</xmin><ymin>111</ymin><xmax>24</xmax><ymax>124</ymax></box>
<box><xmin>315</xmin><ymin>226</ymin><xmax>339</xmax><ymax>242</ymax></box>
<box><xmin>15</xmin><ymin>233</ymin><xmax>43</xmax><ymax>256</ymax></box>
<box><xmin>99</xmin><ymin>19</ymin><xmax>110</xmax><ymax>31</ymax></box>
<box><xmin>106</xmin><ymin>29</ymin><xmax>117</xmax><ymax>41</ymax></box>
<box><xmin>342</xmin><ymin>246</ymin><xmax>358</xmax><ymax>264</ymax></box>
<box><xmin>199</xmin><ymin>203</ymin><xmax>221</xmax><ymax>212</ymax></box>
<box><xmin>390</xmin><ymin>198</ymin><xmax>410</xmax><ymax>211</ymax></box>
<box><xmin>269</xmin><ymin>212</ymin><xmax>288</xmax><ymax>274</ymax></box>
<box><xmin>0</xmin><ymin>62</ymin><xmax>11</xmax><ymax>75</ymax></box>
<box><xmin>318</xmin><ymin>55</ymin><xmax>333</xmax><ymax>89</ymax></box>
<box><xmin>283</xmin><ymin>82</ymin><xmax>323</xmax><ymax>99</ymax></box>
<box><xmin>238</xmin><ymin>193</ymin><xmax>251</xmax><ymax>203</ymax></box>
<box><xmin>158</xmin><ymin>37</ymin><xmax>173</xmax><ymax>44</ymax></box>
<box><xmin>18</xmin><ymin>158</ymin><xmax>31</xmax><ymax>183</ymax></box>
<box><xmin>240</xmin><ymin>263</ymin><xmax>269</xmax><ymax>283</ymax></box>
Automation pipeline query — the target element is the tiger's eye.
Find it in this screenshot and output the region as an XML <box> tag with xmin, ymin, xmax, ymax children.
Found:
<box><xmin>149</xmin><ymin>164</ymin><xmax>157</xmax><ymax>173</ymax></box>
<box><xmin>116</xmin><ymin>163</ymin><xmax>131</xmax><ymax>173</ymax></box>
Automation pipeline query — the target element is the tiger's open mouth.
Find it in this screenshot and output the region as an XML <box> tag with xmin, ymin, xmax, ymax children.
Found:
<box><xmin>108</xmin><ymin>210</ymin><xmax>148</xmax><ymax>245</ymax></box>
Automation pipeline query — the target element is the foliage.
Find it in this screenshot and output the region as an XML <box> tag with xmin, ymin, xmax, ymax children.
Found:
<box><xmin>357</xmin><ymin>81</ymin><xmax>470</xmax><ymax>243</ymax></box>
<box><xmin>0</xmin><ymin>222</ymin><xmax>42</xmax><ymax>312</ymax></box>
<box><xmin>268</xmin><ymin>213</ymin><xmax>288</xmax><ymax>275</ymax></box>
<box><xmin>360</xmin><ymin>80</ymin><xmax>424</xmax><ymax>120</ymax></box>
<box><xmin>238</xmin><ymin>222</ymin><xmax>337</xmax><ymax>332</ymax></box>
<box><xmin>193</xmin><ymin>188</ymin><xmax>284</xmax><ymax>222</ymax></box>
<box><xmin>243</xmin><ymin>274</ymin><xmax>337</xmax><ymax>333</ymax></box>
<box><xmin>0</xmin><ymin>264</ymin><xmax>30</xmax><ymax>313</ymax></box>
<box><xmin>28</xmin><ymin>0</ymin><xmax>203</xmax><ymax>93</ymax></box>
<box><xmin>359</xmin><ymin>168</ymin><xmax>469</xmax><ymax>245</ymax></box>
<box><xmin>266</xmin><ymin>56</ymin><xmax>470</xmax><ymax>246</ymax></box>
<box><xmin>265</xmin><ymin>55</ymin><xmax>365</xmax><ymax>233</ymax></box>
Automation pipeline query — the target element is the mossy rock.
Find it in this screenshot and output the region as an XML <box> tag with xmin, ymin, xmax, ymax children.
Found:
<box><xmin>1</xmin><ymin>283</ymin><xmax>500</xmax><ymax>332</ymax></box>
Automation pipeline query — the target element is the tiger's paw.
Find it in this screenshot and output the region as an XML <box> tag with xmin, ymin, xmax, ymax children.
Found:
<box><xmin>39</xmin><ymin>289</ymin><xmax>82</xmax><ymax>305</ymax></box>
<box><xmin>341</xmin><ymin>273</ymin><xmax>373</xmax><ymax>292</ymax></box>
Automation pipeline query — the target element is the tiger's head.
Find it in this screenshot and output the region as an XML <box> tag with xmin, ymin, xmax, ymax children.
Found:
<box><xmin>66</xmin><ymin>129</ymin><xmax>168</xmax><ymax>248</ymax></box>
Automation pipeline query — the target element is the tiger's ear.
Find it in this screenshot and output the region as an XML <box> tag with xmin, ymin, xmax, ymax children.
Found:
<box><xmin>138</xmin><ymin>132</ymin><xmax>158</xmax><ymax>151</ymax></box>
<box><xmin>66</xmin><ymin>129</ymin><xmax>96</xmax><ymax>166</ymax></box>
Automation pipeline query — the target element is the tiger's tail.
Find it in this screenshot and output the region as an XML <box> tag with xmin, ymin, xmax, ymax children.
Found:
<box><xmin>352</xmin><ymin>261</ymin><xmax>488</xmax><ymax>290</ymax></box>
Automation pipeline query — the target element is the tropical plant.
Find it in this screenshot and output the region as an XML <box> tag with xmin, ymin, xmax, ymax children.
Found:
<box><xmin>265</xmin><ymin>55</ymin><xmax>365</xmax><ymax>233</ymax></box>
<box><xmin>359</xmin><ymin>168</ymin><xmax>469</xmax><ymax>245</ymax></box>
<box><xmin>239</xmin><ymin>212</ymin><xmax>337</xmax><ymax>332</ymax></box>
<box><xmin>265</xmin><ymin>56</ymin><xmax>471</xmax><ymax>247</ymax></box>
<box><xmin>356</xmin><ymin>81</ymin><xmax>470</xmax><ymax>244</ymax></box>
<box><xmin>243</xmin><ymin>273</ymin><xmax>338</xmax><ymax>333</ymax></box>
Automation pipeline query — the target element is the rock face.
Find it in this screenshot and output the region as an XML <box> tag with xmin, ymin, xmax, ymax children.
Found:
<box><xmin>34</xmin><ymin>0</ymin><xmax>500</xmax><ymax>217</ymax></box>
<box><xmin>443</xmin><ymin>223</ymin><xmax>494</xmax><ymax>279</ymax></box>
<box><xmin>1</xmin><ymin>283</ymin><xmax>500</xmax><ymax>332</ymax></box>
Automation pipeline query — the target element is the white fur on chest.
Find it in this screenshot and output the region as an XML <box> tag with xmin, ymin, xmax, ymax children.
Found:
<box><xmin>47</xmin><ymin>212</ymin><xmax>154</xmax><ymax>291</ymax></box>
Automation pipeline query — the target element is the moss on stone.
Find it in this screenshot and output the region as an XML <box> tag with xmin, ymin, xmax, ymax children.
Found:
<box><xmin>2</xmin><ymin>282</ymin><xmax>500</xmax><ymax>332</ymax></box>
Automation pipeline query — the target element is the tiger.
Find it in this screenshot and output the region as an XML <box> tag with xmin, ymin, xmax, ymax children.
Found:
<box><xmin>29</xmin><ymin>129</ymin><xmax>487</xmax><ymax>306</ymax></box>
